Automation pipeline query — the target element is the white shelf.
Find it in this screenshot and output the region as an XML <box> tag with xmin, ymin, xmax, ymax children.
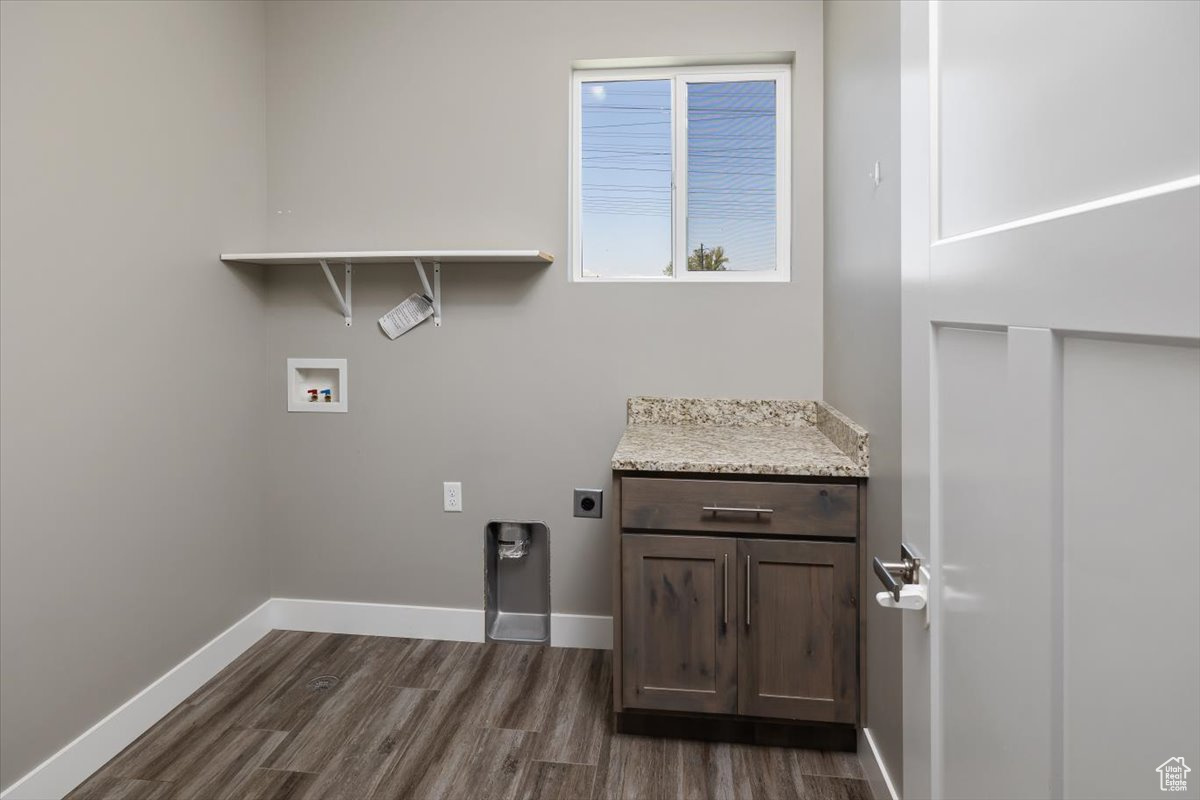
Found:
<box><xmin>219</xmin><ymin>250</ymin><xmax>554</xmax><ymax>327</ymax></box>
<box><xmin>219</xmin><ymin>250</ymin><xmax>554</xmax><ymax>265</ymax></box>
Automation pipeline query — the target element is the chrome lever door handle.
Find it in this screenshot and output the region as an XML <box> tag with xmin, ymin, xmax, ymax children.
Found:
<box><xmin>873</xmin><ymin>557</ymin><xmax>903</xmax><ymax>602</ymax></box>
<box><xmin>873</xmin><ymin>544</ymin><xmax>923</xmax><ymax>602</ymax></box>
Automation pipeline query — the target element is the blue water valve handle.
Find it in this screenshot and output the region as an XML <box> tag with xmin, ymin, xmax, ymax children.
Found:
<box><xmin>320</xmin><ymin>389</ymin><xmax>332</xmax><ymax>402</ymax></box>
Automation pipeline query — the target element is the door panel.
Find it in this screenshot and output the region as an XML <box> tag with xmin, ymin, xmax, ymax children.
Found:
<box><xmin>929</xmin><ymin>188</ymin><xmax>1200</xmax><ymax>339</ymax></box>
<box><xmin>1061</xmin><ymin>338</ymin><xmax>1200</xmax><ymax>800</ymax></box>
<box><xmin>620</xmin><ymin>534</ymin><xmax>737</xmax><ymax>714</ymax></box>
<box><xmin>738</xmin><ymin>539</ymin><xmax>857</xmax><ymax>722</ymax></box>
<box><xmin>937</xmin><ymin>328</ymin><xmax>1054</xmax><ymax>800</ymax></box>
<box><xmin>938</xmin><ymin>0</ymin><xmax>1200</xmax><ymax>237</ymax></box>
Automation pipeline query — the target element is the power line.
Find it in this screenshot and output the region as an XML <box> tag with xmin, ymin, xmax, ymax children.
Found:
<box><xmin>584</xmin><ymin>184</ymin><xmax>774</xmax><ymax>193</ymax></box>
<box><xmin>585</xmin><ymin>166</ymin><xmax>775</xmax><ymax>176</ymax></box>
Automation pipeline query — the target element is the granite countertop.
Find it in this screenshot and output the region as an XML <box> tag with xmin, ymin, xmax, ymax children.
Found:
<box><xmin>610</xmin><ymin>397</ymin><xmax>869</xmax><ymax>478</ymax></box>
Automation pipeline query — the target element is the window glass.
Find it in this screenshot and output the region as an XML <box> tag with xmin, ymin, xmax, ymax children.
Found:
<box><xmin>580</xmin><ymin>80</ymin><xmax>672</xmax><ymax>278</ymax></box>
<box><xmin>686</xmin><ymin>80</ymin><xmax>777</xmax><ymax>273</ymax></box>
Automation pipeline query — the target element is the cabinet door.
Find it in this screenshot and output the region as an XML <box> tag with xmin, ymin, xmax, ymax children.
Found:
<box><xmin>621</xmin><ymin>534</ymin><xmax>737</xmax><ymax>714</ymax></box>
<box><xmin>737</xmin><ymin>538</ymin><xmax>857</xmax><ymax>722</ymax></box>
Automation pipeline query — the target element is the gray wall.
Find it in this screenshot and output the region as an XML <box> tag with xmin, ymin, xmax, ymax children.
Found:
<box><xmin>823</xmin><ymin>0</ymin><xmax>903</xmax><ymax>790</ymax></box>
<box><xmin>0</xmin><ymin>1</ymin><xmax>269</xmax><ymax>788</ymax></box>
<box><xmin>262</xmin><ymin>0</ymin><xmax>825</xmax><ymax>614</ymax></box>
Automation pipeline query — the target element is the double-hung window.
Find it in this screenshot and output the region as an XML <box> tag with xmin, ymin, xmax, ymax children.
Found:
<box><xmin>570</xmin><ymin>64</ymin><xmax>790</xmax><ymax>282</ymax></box>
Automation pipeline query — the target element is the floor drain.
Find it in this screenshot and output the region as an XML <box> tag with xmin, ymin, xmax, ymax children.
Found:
<box><xmin>306</xmin><ymin>675</ymin><xmax>339</xmax><ymax>691</ymax></box>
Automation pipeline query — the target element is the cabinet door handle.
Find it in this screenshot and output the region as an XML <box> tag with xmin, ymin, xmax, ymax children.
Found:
<box><xmin>723</xmin><ymin>553</ymin><xmax>729</xmax><ymax>627</ymax></box>
<box><xmin>745</xmin><ymin>554</ymin><xmax>752</xmax><ymax>627</ymax></box>
<box><xmin>703</xmin><ymin>506</ymin><xmax>773</xmax><ymax>516</ymax></box>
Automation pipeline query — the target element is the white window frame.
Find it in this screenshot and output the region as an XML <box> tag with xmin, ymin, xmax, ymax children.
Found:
<box><xmin>570</xmin><ymin>64</ymin><xmax>791</xmax><ymax>283</ymax></box>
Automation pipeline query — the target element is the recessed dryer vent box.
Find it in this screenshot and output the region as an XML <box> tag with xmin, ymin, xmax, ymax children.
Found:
<box><xmin>287</xmin><ymin>358</ymin><xmax>347</xmax><ymax>412</ymax></box>
<box><xmin>485</xmin><ymin>521</ymin><xmax>549</xmax><ymax>645</ymax></box>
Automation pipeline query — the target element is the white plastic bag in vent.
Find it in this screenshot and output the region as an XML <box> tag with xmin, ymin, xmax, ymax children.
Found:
<box><xmin>498</xmin><ymin>540</ymin><xmax>528</xmax><ymax>559</ymax></box>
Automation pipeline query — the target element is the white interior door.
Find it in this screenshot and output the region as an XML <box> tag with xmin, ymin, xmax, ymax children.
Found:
<box><xmin>898</xmin><ymin>2</ymin><xmax>1200</xmax><ymax>799</ymax></box>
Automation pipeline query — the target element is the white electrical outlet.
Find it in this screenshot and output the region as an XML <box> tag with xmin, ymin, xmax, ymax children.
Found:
<box><xmin>443</xmin><ymin>481</ymin><xmax>462</xmax><ymax>512</ymax></box>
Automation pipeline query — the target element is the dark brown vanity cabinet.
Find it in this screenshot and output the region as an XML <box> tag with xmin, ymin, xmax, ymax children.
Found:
<box><xmin>614</xmin><ymin>475</ymin><xmax>863</xmax><ymax>733</ymax></box>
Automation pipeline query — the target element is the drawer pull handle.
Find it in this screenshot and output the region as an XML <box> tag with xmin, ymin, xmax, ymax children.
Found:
<box><xmin>702</xmin><ymin>506</ymin><xmax>774</xmax><ymax>516</ymax></box>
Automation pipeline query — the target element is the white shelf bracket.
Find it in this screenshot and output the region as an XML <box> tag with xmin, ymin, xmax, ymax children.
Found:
<box><xmin>413</xmin><ymin>258</ymin><xmax>442</xmax><ymax>327</ymax></box>
<box><xmin>319</xmin><ymin>259</ymin><xmax>353</xmax><ymax>326</ymax></box>
<box><xmin>433</xmin><ymin>261</ymin><xmax>441</xmax><ymax>326</ymax></box>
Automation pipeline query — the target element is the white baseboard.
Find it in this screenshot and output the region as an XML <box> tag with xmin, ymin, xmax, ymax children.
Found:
<box><xmin>1</xmin><ymin>597</ymin><xmax>612</xmax><ymax>800</ymax></box>
<box><xmin>269</xmin><ymin>597</ymin><xmax>485</xmax><ymax>642</ymax></box>
<box><xmin>270</xmin><ymin>597</ymin><xmax>612</xmax><ymax>650</ymax></box>
<box><xmin>860</xmin><ymin>727</ymin><xmax>901</xmax><ymax>800</ymax></box>
<box><xmin>0</xmin><ymin>599</ymin><xmax>273</xmax><ymax>800</ymax></box>
<box><xmin>550</xmin><ymin>612</ymin><xmax>612</xmax><ymax>650</ymax></box>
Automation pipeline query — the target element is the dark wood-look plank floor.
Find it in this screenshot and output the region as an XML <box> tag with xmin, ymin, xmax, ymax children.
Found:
<box><xmin>68</xmin><ymin>632</ymin><xmax>871</xmax><ymax>800</ymax></box>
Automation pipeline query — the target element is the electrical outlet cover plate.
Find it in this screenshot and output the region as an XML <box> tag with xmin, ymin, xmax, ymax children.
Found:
<box><xmin>573</xmin><ymin>488</ymin><xmax>603</xmax><ymax>518</ymax></box>
<box><xmin>444</xmin><ymin>482</ymin><xmax>462</xmax><ymax>512</ymax></box>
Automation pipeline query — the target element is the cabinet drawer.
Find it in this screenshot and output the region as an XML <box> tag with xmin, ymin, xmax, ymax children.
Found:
<box><xmin>621</xmin><ymin>477</ymin><xmax>857</xmax><ymax>539</ymax></box>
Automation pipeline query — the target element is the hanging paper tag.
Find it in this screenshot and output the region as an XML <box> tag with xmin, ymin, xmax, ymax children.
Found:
<box><xmin>378</xmin><ymin>293</ymin><xmax>434</xmax><ymax>339</ymax></box>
